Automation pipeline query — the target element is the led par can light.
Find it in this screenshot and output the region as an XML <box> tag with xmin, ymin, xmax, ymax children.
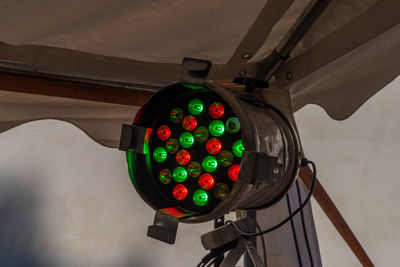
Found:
<box><xmin>120</xmin><ymin>81</ymin><xmax>301</xmax><ymax>224</ymax></box>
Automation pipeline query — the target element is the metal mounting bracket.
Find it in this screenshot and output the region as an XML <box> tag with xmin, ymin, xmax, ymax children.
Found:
<box><xmin>240</xmin><ymin>151</ymin><xmax>282</xmax><ymax>185</ymax></box>
<box><xmin>201</xmin><ymin>217</ymin><xmax>264</xmax><ymax>267</ymax></box>
<box><xmin>147</xmin><ymin>211</ymin><xmax>179</xmax><ymax>245</ymax></box>
<box><xmin>119</xmin><ymin>124</ymin><xmax>152</xmax><ymax>154</ymax></box>
<box><xmin>180</xmin><ymin>57</ymin><xmax>212</xmax><ymax>84</ymax></box>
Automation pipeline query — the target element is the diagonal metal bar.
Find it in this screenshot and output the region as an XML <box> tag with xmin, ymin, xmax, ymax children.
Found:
<box><xmin>256</xmin><ymin>0</ymin><xmax>332</xmax><ymax>81</ymax></box>
<box><xmin>299</xmin><ymin>165</ymin><xmax>374</xmax><ymax>267</ymax></box>
<box><xmin>227</xmin><ymin>0</ymin><xmax>294</xmax><ymax>64</ymax></box>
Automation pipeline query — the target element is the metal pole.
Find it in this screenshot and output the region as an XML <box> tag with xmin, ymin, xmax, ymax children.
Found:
<box><xmin>244</xmin><ymin>210</ymin><xmax>257</xmax><ymax>267</ymax></box>
<box><xmin>299</xmin><ymin>166</ymin><xmax>374</xmax><ymax>267</ymax></box>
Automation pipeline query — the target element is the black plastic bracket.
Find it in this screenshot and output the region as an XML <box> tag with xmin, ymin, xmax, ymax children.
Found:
<box><xmin>239</xmin><ymin>151</ymin><xmax>282</xmax><ymax>185</ymax></box>
<box><xmin>200</xmin><ymin>217</ymin><xmax>264</xmax><ymax>267</ymax></box>
<box><xmin>147</xmin><ymin>211</ymin><xmax>179</xmax><ymax>245</ymax></box>
<box><xmin>180</xmin><ymin>57</ymin><xmax>212</xmax><ymax>84</ymax></box>
<box><xmin>119</xmin><ymin>124</ymin><xmax>152</xmax><ymax>154</ymax></box>
<box><xmin>233</xmin><ymin>77</ymin><xmax>269</xmax><ymax>93</ymax></box>
<box><xmin>201</xmin><ymin>217</ymin><xmax>256</xmax><ymax>250</ymax></box>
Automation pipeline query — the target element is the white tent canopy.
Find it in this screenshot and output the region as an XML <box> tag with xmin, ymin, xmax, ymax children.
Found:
<box><xmin>0</xmin><ymin>0</ymin><xmax>398</xmax><ymax>125</ymax></box>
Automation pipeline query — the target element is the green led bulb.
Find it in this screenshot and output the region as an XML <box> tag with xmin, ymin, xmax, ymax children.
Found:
<box><xmin>209</xmin><ymin>120</ymin><xmax>225</xmax><ymax>137</ymax></box>
<box><xmin>153</xmin><ymin>147</ymin><xmax>167</xmax><ymax>163</ymax></box>
<box><xmin>226</xmin><ymin>117</ymin><xmax>241</xmax><ymax>133</ymax></box>
<box><xmin>232</xmin><ymin>140</ymin><xmax>244</xmax><ymax>157</ymax></box>
<box><xmin>202</xmin><ymin>156</ymin><xmax>218</xmax><ymax>172</ymax></box>
<box><xmin>173</xmin><ymin>167</ymin><xmax>187</xmax><ymax>182</ymax></box>
<box><xmin>188</xmin><ymin>99</ymin><xmax>204</xmax><ymax>115</ymax></box>
<box><xmin>194</xmin><ymin>126</ymin><xmax>209</xmax><ymax>143</ymax></box>
<box><xmin>193</xmin><ymin>189</ymin><xmax>208</xmax><ymax>206</ymax></box>
<box><xmin>159</xmin><ymin>169</ymin><xmax>172</xmax><ymax>184</ymax></box>
<box><xmin>188</xmin><ymin>161</ymin><xmax>202</xmax><ymax>177</ymax></box>
<box><xmin>179</xmin><ymin>132</ymin><xmax>194</xmax><ymax>148</ymax></box>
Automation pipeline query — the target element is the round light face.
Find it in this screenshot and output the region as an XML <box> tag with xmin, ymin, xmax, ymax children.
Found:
<box><xmin>179</xmin><ymin>132</ymin><xmax>194</xmax><ymax>148</ymax></box>
<box><xmin>228</xmin><ymin>164</ymin><xmax>240</xmax><ymax>181</ymax></box>
<box><xmin>173</xmin><ymin>184</ymin><xmax>188</xmax><ymax>200</ymax></box>
<box><xmin>175</xmin><ymin>149</ymin><xmax>191</xmax><ymax>166</ymax></box>
<box><xmin>202</xmin><ymin>156</ymin><xmax>218</xmax><ymax>173</ymax></box>
<box><xmin>209</xmin><ymin>120</ymin><xmax>225</xmax><ymax>137</ymax></box>
<box><xmin>188</xmin><ymin>161</ymin><xmax>202</xmax><ymax>177</ymax></box>
<box><xmin>173</xmin><ymin>166</ymin><xmax>188</xmax><ymax>182</ymax></box>
<box><xmin>157</xmin><ymin>125</ymin><xmax>171</xmax><ymax>141</ymax></box>
<box><xmin>153</xmin><ymin>147</ymin><xmax>167</xmax><ymax>163</ymax></box>
<box><xmin>218</xmin><ymin>150</ymin><xmax>234</xmax><ymax>167</ymax></box>
<box><xmin>209</xmin><ymin>102</ymin><xmax>225</xmax><ymax>119</ymax></box>
<box><xmin>193</xmin><ymin>189</ymin><xmax>208</xmax><ymax>206</ymax></box>
<box><xmin>198</xmin><ymin>173</ymin><xmax>215</xmax><ymax>190</ymax></box>
<box><xmin>194</xmin><ymin>126</ymin><xmax>209</xmax><ymax>143</ymax></box>
<box><xmin>182</xmin><ymin>115</ymin><xmax>197</xmax><ymax>131</ymax></box>
<box><xmin>232</xmin><ymin>140</ymin><xmax>244</xmax><ymax>157</ymax></box>
<box><xmin>170</xmin><ymin>108</ymin><xmax>183</xmax><ymax>123</ymax></box>
<box><xmin>147</xmin><ymin>85</ymin><xmax>244</xmax><ymax>214</ymax></box>
<box><xmin>226</xmin><ymin>117</ymin><xmax>241</xmax><ymax>133</ymax></box>
<box><xmin>159</xmin><ymin>169</ymin><xmax>172</xmax><ymax>184</ymax></box>
<box><xmin>188</xmin><ymin>99</ymin><xmax>204</xmax><ymax>115</ymax></box>
<box><xmin>205</xmin><ymin>138</ymin><xmax>222</xmax><ymax>155</ymax></box>
<box><xmin>165</xmin><ymin>138</ymin><xmax>179</xmax><ymax>154</ymax></box>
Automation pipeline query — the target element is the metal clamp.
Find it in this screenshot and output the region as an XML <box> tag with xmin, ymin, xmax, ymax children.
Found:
<box><xmin>180</xmin><ymin>57</ymin><xmax>212</xmax><ymax>84</ymax></box>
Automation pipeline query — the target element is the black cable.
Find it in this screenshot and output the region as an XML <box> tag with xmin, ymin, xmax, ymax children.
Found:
<box><xmin>286</xmin><ymin>193</ymin><xmax>303</xmax><ymax>267</ymax></box>
<box><xmin>255</xmin><ymin>221</ymin><xmax>268</xmax><ymax>267</ymax></box>
<box><xmin>227</xmin><ymin>159</ymin><xmax>317</xmax><ymax>237</ymax></box>
<box><xmin>205</xmin><ymin>257</ymin><xmax>218</xmax><ymax>267</ymax></box>
<box><xmin>296</xmin><ymin>180</ymin><xmax>315</xmax><ymax>267</ymax></box>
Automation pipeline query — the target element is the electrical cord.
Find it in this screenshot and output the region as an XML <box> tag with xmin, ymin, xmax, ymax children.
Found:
<box><xmin>196</xmin><ymin>240</ymin><xmax>237</xmax><ymax>267</ymax></box>
<box><xmin>226</xmin><ymin>159</ymin><xmax>317</xmax><ymax>237</ymax></box>
<box><xmin>296</xmin><ymin>180</ymin><xmax>315</xmax><ymax>267</ymax></box>
<box><xmin>286</xmin><ymin>193</ymin><xmax>303</xmax><ymax>267</ymax></box>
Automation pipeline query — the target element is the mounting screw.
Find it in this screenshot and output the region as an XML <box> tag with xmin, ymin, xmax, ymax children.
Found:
<box><xmin>286</xmin><ymin>71</ymin><xmax>293</xmax><ymax>81</ymax></box>
<box><xmin>239</xmin><ymin>69</ymin><xmax>247</xmax><ymax>76</ymax></box>
<box><xmin>241</xmin><ymin>53</ymin><xmax>252</xmax><ymax>59</ymax></box>
<box><xmin>273</xmin><ymin>168</ymin><xmax>279</xmax><ymax>174</ymax></box>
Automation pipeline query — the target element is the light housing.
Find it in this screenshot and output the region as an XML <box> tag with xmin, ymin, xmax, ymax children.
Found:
<box><xmin>120</xmin><ymin>82</ymin><xmax>301</xmax><ymax>223</ymax></box>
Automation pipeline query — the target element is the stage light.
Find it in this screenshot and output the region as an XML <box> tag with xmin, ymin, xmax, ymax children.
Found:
<box><xmin>120</xmin><ymin>80</ymin><xmax>300</xmax><ymax>228</ymax></box>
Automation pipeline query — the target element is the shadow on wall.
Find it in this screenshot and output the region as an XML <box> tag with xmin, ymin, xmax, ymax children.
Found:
<box><xmin>0</xmin><ymin>176</ymin><xmax>151</xmax><ymax>267</ymax></box>
<box><xmin>0</xmin><ymin>177</ymin><xmax>42</xmax><ymax>267</ymax></box>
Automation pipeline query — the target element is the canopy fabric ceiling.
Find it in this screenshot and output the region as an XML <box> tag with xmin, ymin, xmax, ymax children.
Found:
<box><xmin>0</xmin><ymin>0</ymin><xmax>398</xmax><ymax>120</ymax></box>
<box><xmin>0</xmin><ymin>90</ymin><xmax>138</xmax><ymax>147</ymax></box>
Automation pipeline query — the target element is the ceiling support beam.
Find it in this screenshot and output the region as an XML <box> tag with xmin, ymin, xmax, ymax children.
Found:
<box><xmin>256</xmin><ymin>0</ymin><xmax>332</xmax><ymax>81</ymax></box>
<box><xmin>299</xmin><ymin>166</ymin><xmax>374</xmax><ymax>267</ymax></box>
<box><xmin>0</xmin><ymin>69</ymin><xmax>154</xmax><ymax>106</ymax></box>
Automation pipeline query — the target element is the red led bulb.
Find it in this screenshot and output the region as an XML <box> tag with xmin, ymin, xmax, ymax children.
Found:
<box><xmin>182</xmin><ymin>115</ymin><xmax>197</xmax><ymax>131</ymax></box>
<box><xmin>209</xmin><ymin>102</ymin><xmax>224</xmax><ymax>119</ymax></box>
<box><xmin>198</xmin><ymin>173</ymin><xmax>215</xmax><ymax>190</ymax></box>
<box><xmin>228</xmin><ymin>164</ymin><xmax>240</xmax><ymax>181</ymax></box>
<box><xmin>176</xmin><ymin>149</ymin><xmax>191</xmax><ymax>166</ymax></box>
<box><xmin>205</xmin><ymin>138</ymin><xmax>222</xmax><ymax>155</ymax></box>
<box><xmin>157</xmin><ymin>125</ymin><xmax>171</xmax><ymax>141</ymax></box>
<box><xmin>173</xmin><ymin>184</ymin><xmax>188</xmax><ymax>200</ymax></box>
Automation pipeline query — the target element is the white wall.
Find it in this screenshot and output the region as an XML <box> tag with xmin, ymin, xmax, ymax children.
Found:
<box><xmin>0</xmin><ymin>77</ymin><xmax>398</xmax><ymax>266</ymax></box>
<box><xmin>294</xmin><ymin>76</ymin><xmax>400</xmax><ymax>266</ymax></box>
<box><xmin>0</xmin><ymin>120</ymin><xmax>216</xmax><ymax>267</ymax></box>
